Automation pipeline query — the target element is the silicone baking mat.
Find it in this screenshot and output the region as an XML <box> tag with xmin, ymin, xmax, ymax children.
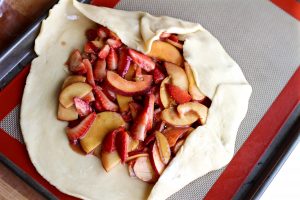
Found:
<box><xmin>0</xmin><ymin>0</ymin><xmax>299</xmax><ymax>199</ymax></box>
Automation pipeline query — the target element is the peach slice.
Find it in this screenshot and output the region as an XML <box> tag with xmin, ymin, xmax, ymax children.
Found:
<box><xmin>164</xmin><ymin>62</ymin><xmax>188</xmax><ymax>91</ymax></box>
<box><xmin>106</xmin><ymin>71</ymin><xmax>153</xmax><ymax>96</ymax></box>
<box><xmin>80</xmin><ymin>112</ymin><xmax>125</xmax><ymax>153</ymax></box>
<box><xmin>133</xmin><ymin>156</ymin><xmax>158</xmax><ymax>183</ymax></box>
<box><xmin>59</xmin><ymin>82</ymin><xmax>92</xmax><ymax>108</ymax></box>
<box><xmin>149</xmin><ymin>142</ymin><xmax>166</xmax><ymax>175</ymax></box>
<box><xmin>101</xmin><ymin>151</ymin><xmax>121</xmax><ymax>172</ymax></box>
<box><xmin>177</xmin><ymin>102</ymin><xmax>208</xmax><ymax>125</ymax></box>
<box><xmin>116</xmin><ymin>95</ymin><xmax>133</xmax><ymax>112</ymax></box>
<box><xmin>155</xmin><ymin>131</ymin><xmax>171</xmax><ymax>164</ymax></box>
<box><xmin>159</xmin><ymin>77</ymin><xmax>172</xmax><ymax>108</ymax></box>
<box><xmin>147</xmin><ymin>41</ymin><xmax>183</xmax><ymax>66</ymax></box>
<box><xmin>61</xmin><ymin>75</ymin><xmax>86</xmax><ymax>89</ymax></box>
<box><xmin>163</xmin><ymin>127</ymin><xmax>193</xmax><ymax>147</ymax></box>
<box><xmin>57</xmin><ymin>104</ymin><xmax>78</xmax><ymax>121</ymax></box>
<box><xmin>184</xmin><ymin>62</ymin><xmax>205</xmax><ymax>101</ymax></box>
<box><xmin>161</xmin><ymin>107</ymin><xmax>198</xmax><ymax>126</ymax></box>
<box><xmin>126</xmin><ymin>152</ymin><xmax>148</xmax><ymax>162</ymax></box>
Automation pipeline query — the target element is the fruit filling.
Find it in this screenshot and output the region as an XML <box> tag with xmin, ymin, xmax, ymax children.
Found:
<box><xmin>58</xmin><ymin>25</ymin><xmax>211</xmax><ymax>183</ymax></box>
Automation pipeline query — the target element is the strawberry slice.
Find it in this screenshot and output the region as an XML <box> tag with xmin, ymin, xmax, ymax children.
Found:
<box><xmin>153</xmin><ymin>108</ymin><xmax>162</xmax><ymax>124</ymax></box>
<box><xmin>97</xmin><ymin>26</ymin><xmax>109</xmax><ymax>39</ymax></box>
<box><xmin>94</xmin><ymin>86</ymin><xmax>118</xmax><ymax>111</ymax></box>
<box><xmin>83</xmin><ymin>59</ymin><xmax>95</xmax><ymax>87</ymax></box>
<box><xmin>73</xmin><ymin>97</ymin><xmax>92</xmax><ymax>117</ymax></box>
<box><xmin>85</xmin><ymin>28</ymin><xmax>98</xmax><ymax>41</ymax></box>
<box><xmin>146</xmin><ymin>95</ymin><xmax>155</xmax><ymax>131</ymax></box>
<box><xmin>116</xmin><ymin>130</ymin><xmax>129</xmax><ymax>163</ymax></box>
<box><xmin>93</xmin><ymin>59</ymin><xmax>107</xmax><ymax>81</ymax></box>
<box><xmin>117</xmin><ymin>48</ymin><xmax>132</xmax><ymax>77</ymax></box>
<box><xmin>128</xmin><ymin>102</ymin><xmax>142</xmax><ymax>119</ymax></box>
<box><xmin>84</xmin><ymin>42</ymin><xmax>97</xmax><ymax>54</ymax></box>
<box><xmin>107</xmin><ymin>38</ymin><xmax>122</xmax><ymax>49</ymax></box>
<box><xmin>165</xmin><ymin>83</ymin><xmax>192</xmax><ymax>104</ymax></box>
<box><xmin>102</xmin><ymin>127</ymin><xmax>125</xmax><ymax>152</ymax></box>
<box><xmin>67</xmin><ymin>50</ymin><xmax>87</xmax><ymax>74</ymax></box>
<box><xmin>102</xmin><ymin>86</ymin><xmax>117</xmax><ymax>101</ymax></box>
<box><xmin>66</xmin><ymin>112</ymin><xmax>96</xmax><ymax>142</ymax></box>
<box><xmin>128</xmin><ymin>49</ymin><xmax>155</xmax><ymax>72</ymax></box>
<box><xmin>168</xmin><ymin>34</ymin><xmax>179</xmax><ymax>42</ymax></box>
<box><xmin>107</xmin><ymin>48</ymin><xmax>118</xmax><ymax>70</ymax></box>
<box><xmin>98</xmin><ymin>44</ymin><xmax>110</xmax><ymax>59</ymax></box>
<box><xmin>121</xmin><ymin>111</ymin><xmax>132</xmax><ymax>122</ymax></box>
<box><xmin>144</xmin><ymin>133</ymin><xmax>156</xmax><ymax>146</ymax></box>
<box><xmin>153</xmin><ymin>67</ymin><xmax>165</xmax><ymax>84</ymax></box>
<box><xmin>94</xmin><ymin>101</ymin><xmax>104</xmax><ymax>112</ymax></box>
<box><xmin>131</xmin><ymin>94</ymin><xmax>155</xmax><ymax>141</ymax></box>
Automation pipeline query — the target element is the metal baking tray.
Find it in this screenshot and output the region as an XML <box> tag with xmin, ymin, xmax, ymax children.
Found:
<box><xmin>0</xmin><ymin>0</ymin><xmax>299</xmax><ymax>199</ymax></box>
<box><xmin>0</xmin><ymin>0</ymin><xmax>90</xmax><ymax>90</ymax></box>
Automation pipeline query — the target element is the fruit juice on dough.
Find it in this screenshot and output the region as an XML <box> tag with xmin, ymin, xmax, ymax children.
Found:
<box><xmin>0</xmin><ymin>0</ymin><xmax>56</xmax><ymax>52</ymax></box>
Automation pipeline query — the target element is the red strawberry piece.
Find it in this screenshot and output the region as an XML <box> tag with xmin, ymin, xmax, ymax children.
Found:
<box><xmin>102</xmin><ymin>127</ymin><xmax>125</xmax><ymax>152</ymax></box>
<box><xmin>93</xmin><ymin>59</ymin><xmax>107</xmax><ymax>81</ymax></box>
<box><xmin>83</xmin><ymin>59</ymin><xmax>95</xmax><ymax>87</ymax></box>
<box><xmin>89</xmin><ymin>53</ymin><xmax>98</xmax><ymax>64</ymax></box>
<box><xmin>82</xmin><ymin>92</ymin><xmax>95</xmax><ymax>103</ymax></box>
<box><xmin>97</xmin><ymin>26</ymin><xmax>110</xmax><ymax>39</ymax></box>
<box><xmin>67</xmin><ymin>118</ymin><xmax>82</xmax><ymax>129</ymax></box>
<box><xmin>168</xmin><ymin>34</ymin><xmax>179</xmax><ymax>42</ymax></box>
<box><xmin>165</xmin><ymin>84</ymin><xmax>192</xmax><ymax>104</ymax></box>
<box><xmin>98</xmin><ymin>44</ymin><xmax>110</xmax><ymax>59</ymax></box>
<box><xmin>117</xmin><ymin>48</ymin><xmax>132</xmax><ymax>77</ymax></box>
<box><xmin>147</xmin><ymin>86</ymin><xmax>162</xmax><ymax>108</ymax></box>
<box><xmin>116</xmin><ymin>130</ymin><xmax>129</xmax><ymax>163</ymax></box>
<box><xmin>66</xmin><ymin>112</ymin><xmax>96</xmax><ymax>142</ymax></box>
<box><xmin>94</xmin><ymin>101</ymin><xmax>104</xmax><ymax>112</ymax></box>
<box><xmin>73</xmin><ymin>97</ymin><xmax>92</xmax><ymax>117</ymax></box>
<box><xmin>128</xmin><ymin>49</ymin><xmax>155</xmax><ymax>72</ymax></box>
<box><xmin>153</xmin><ymin>67</ymin><xmax>165</xmax><ymax>84</ymax></box>
<box><xmin>128</xmin><ymin>102</ymin><xmax>142</xmax><ymax>119</ymax></box>
<box><xmin>144</xmin><ymin>133</ymin><xmax>156</xmax><ymax>146</ymax></box>
<box><xmin>121</xmin><ymin>111</ymin><xmax>132</xmax><ymax>122</ymax></box>
<box><xmin>107</xmin><ymin>38</ymin><xmax>122</xmax><ymax>49</ymax></box>
<box><xmin>160</xmin><ymin>32</ymin><xmax>171</xmax><ymax>39</ymax></box>
<box><xmin>146</xmin><ymin>95</ymin><xmax>155</xmax><ymax>131</ymax></box>
<box><xmin>94</xmin><ymin>86</ymin><xmax>118</xmax><ymax>111</ymax></box>
<box><xmin>154</xmin><ymin>108</ymin><xmax>162</xmax><ymax>124</ymax></box>
<box><xmin>107</xmin><ymin>48</ymin><xmax>118</xmax><ymax>70</ymax></box>
<box><xmin>131</xmin><ymin>94</ymin><xmax>155</xmax><ymax>141</ymax></box>
<box><xmin>67</xmin><ymin>50</ymin><xmax>87</xmax><ymax>74</ymax></box>
<box><xmin>85</xmin><ymin>28</ymin><xmax>98</xmax><ymax>41</ymax></box>
<box><xmin>84</xmin><ymin>42</ymin><xmax>97</xmax><ymax>54</ymax></box>
<box><xmin>102</xmin><ymin>86</ymin><xmax>117</xmax><ymax>101</ymax></box>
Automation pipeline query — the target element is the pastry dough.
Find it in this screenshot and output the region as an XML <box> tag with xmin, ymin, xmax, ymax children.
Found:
<box><xmin>21</xmin><ymin>0</ymin><xmax>252</xmax><ymax>199</ymax></box>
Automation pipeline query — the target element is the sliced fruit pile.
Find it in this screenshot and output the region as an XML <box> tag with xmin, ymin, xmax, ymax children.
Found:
<box><xmin>58</xmin><ymin>25</ymin><xmax>211</xmax><ymax>183</ymax></box>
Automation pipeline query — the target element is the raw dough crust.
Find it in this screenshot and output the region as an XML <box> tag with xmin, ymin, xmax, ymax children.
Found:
<box><xmin>21</xmin><ymin>0</ymin><xmax>252</xmax><ymax>199</ymax></box>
